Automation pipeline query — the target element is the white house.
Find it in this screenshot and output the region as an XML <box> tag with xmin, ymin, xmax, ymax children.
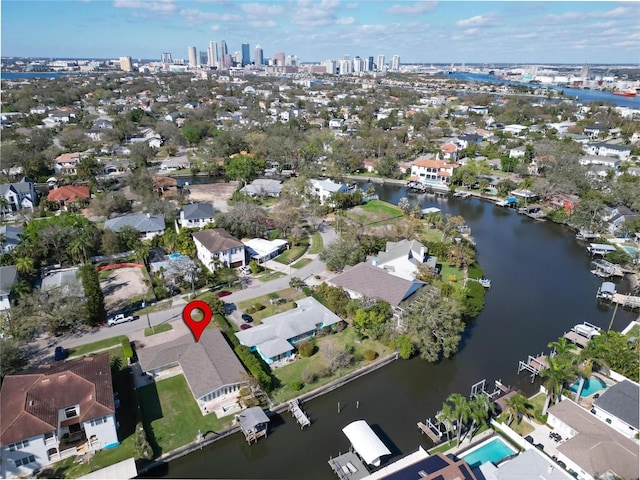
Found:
<box><xmin>592</xmin><ymin>380</ymin><xmax>639</xmax><ymax>439</ymax></box>
<box><xmin>310</xmin><ymin>179</ymin><xmax>349</xmax><ymax>204</ymax></box>
<box><xmin>192</xmin><ymin>228</ymin><xmax>246</xmax><ymax>272</ymax></box>
<box><xmin>0</xmin><ymin>178</ymin><xmax>38</xmax><ymax>213</ymax></box>
<box><xmin>0</xmin><ymin>225</ymin><xmax>23</xmax><ymax>254</ymax></box>
<box><xmin>409</xmin><ymin>157</ymin><xmax>459</xmax><ymax>187</ymax></box>
<box><xmin>0</xmin><ymin>265</ymin><xmax>17</xmax><ymax>312</ymax></box>
<box><xmin>179</xmin><ymin>203</ymin><xmax>215</xmax><ymax>229</ymax></box>
<box><xmin>583</xmin><ymin>142</ymin><xmax>631</xmax><ymax>160</ymax></box>
<box><xmin>504</xmin><ymin>124</ymin><xmax>529</xmax><ymax>136</ymax></box>
<box><xmin>509</xmin><ymin>145</ymin><xmax>527</xmax><ymax>159</ymax></box>
<box><xmin>372</xmin><ymin>239</ymin><xmax>433</xmax><ymax>281</ymax></box>
<box><xmin>329</xmin><ymin>118</ymin><xmax>345</xmax><ymax>129</ymax></box>
<box><xmin>53</xmin><ymin>153</ymin><xmax>84</xmax><ymax>175</ymax></box>
<box><xmin>0</xmin><ymin>354</ymin><xmax>118</xmax><ymax>479</ymax></box>
<box><xmin>579</xmin><ymin>155</ymin><xmax>621</xmax><ymax>169</ymax></box>
<box><xmin>243</xmin><ymin>238</ymin><xmax>288</xmax><ymax>263</ymax></box>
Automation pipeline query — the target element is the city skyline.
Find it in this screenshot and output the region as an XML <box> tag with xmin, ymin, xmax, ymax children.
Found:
<box><xmin>1</xmin><ymin>1</ymin><xmax>640</xmax><ymax>64</ymax></box>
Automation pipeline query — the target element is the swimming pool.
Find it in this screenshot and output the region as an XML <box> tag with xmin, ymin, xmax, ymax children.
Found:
<box><xmin>568</xmin><ymin>376</ymin><xmax>610</xmax><ymax>397</ymax></box>
<box><xmin>459</xmin><ymin>437</ymin><xmax>518</xmax><ymax>468</ymax></box>
<box><xmin>623</xmin><ymin>246</ymin><xmax>637</xmax><ymax>257</ymax></box>
<box><xmin>168</xmin><ymin>253</ymin><xmax>182</xmax><ymax>259</ymax></box>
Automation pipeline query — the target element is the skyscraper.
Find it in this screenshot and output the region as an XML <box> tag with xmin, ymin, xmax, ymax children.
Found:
<box><xmin>391</xmin><ymin>54</ymin><xmax>400</xmax><ymax>71</ymax></box>
<box><xmin>208</xmin><ymin>41</ymin><xmax>218</xmax><ymax>68</ymax></box>
<box><xmin>377</xmin><ymin>55</ymin><xmax>385</xmax><ymax>71</ymax></box>
<box><xmin>199</xmin><ymin>51</ymin><xmax>207</xmax><ymax>66</ymax></box>
<box><xmin>241</xmin><ymin>43</ymin><xmax>250</xmax><ymax>67</ymax></box>
<box><xmin>273</xmin><ymin>52</ymin><xmax>285</xmax><ymax>66</ymax></box>
<box><xmin>368</xmin><ymin>56</ymin><xmax>374</xmax><ymax>71</ymax></box>
<box><xmin>220</xmin><ymin>40</ymin><xmax>228</xmax><ymax>57</ymax></box>
<box><xmin>254</xmin><ymin>44</ymin><xmax>264</xmax><ymax>66</ymax></box>
<box><xmin>188</xmin><ymin>46</ymin><xmax>197</xmax><ymax>68</ymax></box>
<box><xmin>119</xmin><ymin>56</ymin><xmax>132</xmax><ymax>72</ymax></box>
<box><xmin>161</xmin><ymin>52</ymin><xmax>173</xmax><ymax>64</ymax></box>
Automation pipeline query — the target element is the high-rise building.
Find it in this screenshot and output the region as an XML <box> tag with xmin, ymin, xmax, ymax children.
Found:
<box><xmin>580</xmin><ymin>64</ymin><xmax>590</xmax><ymax>78</ymax></box>
<box><xmin>208</xmin><ymin>41</ymin><xmax>218</xmax><ymax>68</ymax></box>
<box><xmin>391</xmin><ymin>54</ymin><xmax>400</xmax><ymax>71</ymax></box>
<box><xmin>220</xmin><ymin>40</ymin><xmax>228</xmax><ymax>57</ymax></box>
<box><xmin>321</xmin><ymin>60</ymin><xmax>336</xmax><ymax>75</ymax></box>
<box><xmin>241</xmin><ymin>43</ymin><xmax>250</xmax><ymax>66</ymax></box>
<box><xmin>377</xmin><ymin>55</ymin><xmax>385</xmax><ymax>71</ymax></box>
<box><xmin>367</xmin><ymin>56</ymin><xmax>374</xmax><ymax>71</ymax></box>
<box><xmin>254</xmin><ymin>44</ymin><xmax>264</xmax><ymax>66</ymax></box>
<box><xmin>338</xmin><ymin>59</ymin><xmax>351</xmax><ymax>75</ymax></box>
<box><xmin>188</xmin><ymin>46</ymin><xmax>197</xmax><ymax>68</ymax></box>
<box><xmin>273</xmin><ymin>52</ymin><xmax>285</xmax><ymax>66</ymax></box>
<box><xmin>199</xmin><ymin>51</ymin><xmax>207</xmax><ymax>66</ymax></box>
<box><xmin>353</xmin><ymin>56</ymin><xmax>362</xmax><ymax>73</ymax></box>
<box><xmin>119</xmin><ymin>56</ymin><xmax>132</xmax><ymax>72</ymax></box>
<box><xmin>161</xmin><ymin>52</ymin><xmax>173</xmax><ymax>64</ymax></box>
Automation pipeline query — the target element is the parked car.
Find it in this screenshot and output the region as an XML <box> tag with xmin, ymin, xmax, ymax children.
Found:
<box><xmin>240</xmin><ymin>266</ymin><xmax>251</xmax><ymax>275</ymax></box>
<box><xmin>54</xmin><ymin>346</ymin><xmax>68</xmax><ymax>361</ymax></box>
<box><xmin>241</xmin><ymin>313</ymin><xmax>253</xmax><ymax>323</ymax></box>
<box><xmin>240</xmin><ymin>323</ymin><xmax>253</xmax><ymax>330</ymax></box>
<box><xmin>215</xmin><ymin>290</ymin><xmax>232</xmax><ymax>298</ymax></box>
<box><xmin>108</xmin><ymin>313</ymin><xmax>134</xmax><ymax>326</ymax></box>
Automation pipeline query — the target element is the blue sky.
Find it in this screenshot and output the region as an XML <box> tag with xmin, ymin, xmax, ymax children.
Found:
<box><xmin>2</xmin><ymin>1</ymin><xmax>639</xmax><ymax>64</ymax></box>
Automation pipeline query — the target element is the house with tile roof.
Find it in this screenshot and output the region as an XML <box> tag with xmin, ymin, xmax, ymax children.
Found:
<box><xmin>0</xmin><ymin>353</ymin><xmax>118</xmax><ymax>478</ymax></box>
<box><xmin>409</xmin><ymin>157</ymin><xmax>459</xmax><ymax>187</ymax></box>
<box><xmin>592</xmin><ymin>380</ymin><xmax>639</xmax><ymax>439</ymax></box>
<box><xmin>235</xmin><ymin>297</ymin><xmax>343</xmax><ymax>364</ymax></box>
<box><xmin>179</xmin><ymin>203</ymin><xmax>215</xmax><ymax>229</ymax></box>
<box><xmin>137</xmin><ymin>329</ymin><xmax>247</xmax><ymax>415</ymax></box>
<box><xmin>46</xmin><ymin>185</ymin><xmax>90</xmax><ymax>208</ymax></box>
<box><xmin>192</xmin><ymin>228</ymin><xmax>246</xmax><ymax>272</ymax></box>
<box><xmin>329</xmin><ymin>263</ymin><xmax>425</xmax><ymax>307</ymax></box>
<box><xmin>104</xmin><ymin>213</ymin><xmax>166</xmax><ymax>240</ymax></box>
<box><xmin>53</xmin><ymin>153</ymin><xmax>84</xmax><ymax>176</ymax></box>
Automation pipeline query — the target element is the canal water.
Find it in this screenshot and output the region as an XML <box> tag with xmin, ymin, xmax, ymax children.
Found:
<box><xmin>150</xmin><ymin>185</ymin><xmax>636</xmax><ymax>479</ymax></box>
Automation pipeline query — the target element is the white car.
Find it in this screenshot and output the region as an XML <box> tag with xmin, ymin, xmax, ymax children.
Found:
<box><xmin>240</xmin><ymin>266</ymin><xmax>251</xmax><ymax>275</ymax></box>
<box><xmin>107</xmin><ymin>313</ymin><xmax>133</xmax><ymax>326</ymax></box>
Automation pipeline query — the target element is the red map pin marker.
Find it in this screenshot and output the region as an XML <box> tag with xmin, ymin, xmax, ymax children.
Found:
<box><xmin>182</xmin><ymin>300</ymin><xmax>213</xmax><ymax>342</ymax></box>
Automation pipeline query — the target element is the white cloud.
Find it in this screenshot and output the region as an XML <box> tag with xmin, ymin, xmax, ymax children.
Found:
<box><xmin>291</xmin><ymin>0</ymin><xmax>341</xmax><ymax>26</ymax></box>
<box><xmin>209</xmin><ymin>24</ymin><xmax>221</xmax><ymax>31</ymax></box>
<box><xmin>386</xmin><ymin>2</ymin><xmax>437</xmax><ymax>15</ymax></box>
<box><xmin>514</xmin><ymin>32</ymin><xmax>537</xmax><ymax>39</ymax></box>
<box><xmin>240</xmin><ymin>3</ymin><xmax>284</xmax><ymax>16</ymax></box>
<box><xmin>597</xmin><ymin>6</ymin><xmax>636</xmax><ymax>18</ymax></box>
<box><xmin>541</xmin><ymin>11</ymin><xmax>584</xmax><ymax>25</ymax></box>
<box><xmin>456</xmin><ymin>14</ymin><xmax>496</xmax><ymax>28</ymax></box>
<box><xmin>113</xmin><ymin>0</ymin><xmax>177</xmax><ymax>14</ymax></box>
<box><xmin>336</xmin><ymin>17</ymin><xmax>355</xmax><ymax>25</ymax></box>
<box><xmin>248</xmin><ymin>19</ymin><xmax>278</xmax><ymax>28</ymax></box>
<box><xmin>179</xmin><ymin>9</ymin><xmax>220</xmax><ymax>25</ymax></box>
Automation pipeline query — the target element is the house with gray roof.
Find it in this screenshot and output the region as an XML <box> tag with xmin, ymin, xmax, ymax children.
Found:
<box><xmin>235</xmin><ymin>297</ymin><xmax>343</xmax><ymax>364</ymax></box>
<box><xmin>478</xmin><ymin>448</ymin><xmax>573</xmax><ymax>480</ymax></box>
<box><xmin>0</xmin><ymin>266</ymin><xmax>17</xmax><ymax>312</ymax></box>
<box><xmin>192</xmin><ymin>229</ymin><xmax>246</xmax><ymax>272</ymax></box>
<box><xmin>329</xmin><ymin>263</ymin><xmax>425</xmax><ymax>307</ymax></box>
<box><xmin>240</xmin><ymin>179</ymin><xmax>283</xmax><ymax>198</ymax></box>
<box><xmin>0</xmin><ymin>225</ymin><xmax>23</xmax><ymax>254</ymax></box>
<box><xmin>179</xmin><ymin>203</ymin><xmax>215</xmax><ymax>229</ymax></box>
<box><xmin>40</xmin><ymin>267</ymin><xmax>84</xmax><ymax>298</ymax></box>
<box><xmin>310</xmin><ymin>178</ymin><xmax>348</xmax><ymax>204</ymax></box>
<box><xmin>372</xmin><ymin>239</ymin><xmax>435</xmax><ymax>281</ymax></box>
<box><xmin>592</xmin><ymin>380</ymin><xmax>639</xmax><ymax>439</ymax></box>
<box><xmin>137</xmin><ymin>328</ymin><xmax>247</xmax><ymax>415</ymax></box>
<box><xmin>104</xmin><ymin>213</ymin><xmax>165</xmax><ymax>240</ymax></box>
<box><xmin>0</xmin><ymin>178</ymin><xmax>38</xmax><ymax>214</ymax></box>
<box><xmin>547</xmin><ymin>399</ymin><xmax>639</xmax><ymax>480</ymax></box>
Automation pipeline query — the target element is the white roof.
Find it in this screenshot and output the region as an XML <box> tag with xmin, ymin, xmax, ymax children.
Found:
<box><xmin>342</xmin><ymin>420</ymin><xmax>391</xmax><ymax>467</ymax></box>
<box><xmin>243</xmin><ymin>238</ymin><xmax>288</xmax><ymax>258</ymax></box>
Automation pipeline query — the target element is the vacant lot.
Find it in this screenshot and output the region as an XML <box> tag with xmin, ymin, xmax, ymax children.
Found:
<box><xmin>100</xmin><ymin>266</ymin><xmax>151</xmax><ymax>313</ymax></box>
<box><xmin>186</xmin><ymin>182</ymin><xmax>237</xmax><ymax>212</ymax></box>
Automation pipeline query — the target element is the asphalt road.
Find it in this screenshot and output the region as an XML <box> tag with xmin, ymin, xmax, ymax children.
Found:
<box><xmin>36</xmin><ymin>225</ymin><xmax>338</xmax><ymax>358</ymax></box>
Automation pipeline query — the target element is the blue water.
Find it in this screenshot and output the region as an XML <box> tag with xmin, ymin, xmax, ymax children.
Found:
<box><xmin>1</xmin><ymin>71</ymin><xmax>87</xmax><ymax>80</ymax></box>
<box><xmin>168</xmin><ymin>253</ymin><xmax>182</xmax><ymax>259</ymax></box>
<box><xmin>569</xmin><ymin>376</ymin><xmax>608</xmax><ymax>397</ymax></box>
<box><xmin>460</xmin><ymin>437</ymin><xmax>517</xmax><ymax>467</ymax></box>
<box><xmin>624</xmin><ymin>246</ymin><xmax>637</xmax><ymax>256</ymax></box>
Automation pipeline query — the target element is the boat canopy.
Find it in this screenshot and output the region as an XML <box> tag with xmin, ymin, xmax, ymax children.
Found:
<box><xmin>342</xmin><ymin>420</ymin><xmax>391</xmax><ymax>467</ymax></box>
<box><xmin>600</xmin><ymin>282</ymin><xmax>616</xmax><ymax>295</ymax></box>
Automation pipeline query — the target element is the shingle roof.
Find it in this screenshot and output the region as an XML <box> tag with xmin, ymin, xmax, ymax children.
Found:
<box><xmin>182</xmin><ymin>203</ymin><xmax>215</xmax><ymax>221</ymax></box>
<box><xmin>377</xmin><ymin>239</ymin><xmax>426</xmax><ymax>265</ymax></box>
<box><xmin>104</xmin><ymin>213</ymin><xmax>166</xmax><ymax>233</ymax></box>
<box><xmin>330</xmin><ymin>263</ymin><xmax>425</xmax><ymax>306</ymax></box>
<box><xmin>137</xmin><ymin>329</ymin><xmax>246</xmax><ymax>400</ymax></box>
<box><xmin>192</xmin><ymin>228</ymin><xmax>244</xmax><ymax>253</ymax></box>
<box><xmin>0</xmin><ymin>265</ymin><xmax>17</xmax><ymax>296</ymax></box>
<box><xmin>594</xmin><ymin>380</ymin><xmax>639</xmax><ymax>429</ymax></box>
<box><xmin>0</xmin><ymin>353</ymin><xmax>114</xmax><ymax>445</ymax></box>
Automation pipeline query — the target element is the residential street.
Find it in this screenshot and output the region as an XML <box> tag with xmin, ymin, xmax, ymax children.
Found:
<box><xmin>33</xmin><ymin>225</ymin><xmax>338</xmax><ymax>360</ymax></box>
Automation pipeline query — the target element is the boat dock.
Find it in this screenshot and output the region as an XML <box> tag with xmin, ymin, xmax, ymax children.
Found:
<box><xmin>328</xmin><ymin>452</ymin><xmax>368</xmax><ymax>480</ymax></box>
<box><xmin>611</xmin><ymin>293</ymin><xmax>640</xmax><ymax>310</ymax></box>
<box><xmin>453</xmin><ymin>191</ymin><xmax>471</xmax><ymax>199</ymax></box>
<box><xmin>591</xmin><ymin>259</ymin><xmax>625</xmax><ymax>278</ymax></box>
<box><xmin>517</xmin><ymin>354</ymin><xmax>549</xmax><ymax>382</ymax></box>
<box><xmin>417</xmin><ymin>418</ymin><xmax>445</xmax><ymax>444</ymax></box>
<box><xmin>288</xmin><ymin>399</ymin><xmax>311</xmax><ymax>429</ymax></box>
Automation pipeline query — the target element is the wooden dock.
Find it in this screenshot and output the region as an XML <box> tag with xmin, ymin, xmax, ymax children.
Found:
<box><xmin>417</xmin><ymin>421</ymin><xmax>442</xmax><ymax>444</ymax></box>
<box><xmin>611</xmin><ymin>293</ymin><xmax>640</xmax><ymax>310</ymax></box>
<box><xmin>517</xmin><ymin>354</ymin><xmax>549</xmax><ymax>382</ymax></box>
<box><xmin>591</xmin><ymin>259</ymin><xmax>624</xmax><ymax>278</ymax></box>
<box><xmin>288</xmin><ymin>399</ymin><xmax>311</xmax><ymax>429</ymax></box>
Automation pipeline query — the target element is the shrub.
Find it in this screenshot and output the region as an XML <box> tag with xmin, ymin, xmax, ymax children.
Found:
<box><xmin>363</xmin><ymin>349</ymin><xmax>378</xmax><ymax>361</ymax></box>
<box><xmin>395</xmin><ymin>335</ymin><xmax>415</xmax><ymax>359</ymax></box>
<box><xmin>298</xmin><ymin>341</ymin><xmax>316</xmax><ymax>358</ymax></box>
<box><xmin>254</xmin><ymin>303</ymin><xmax>265</xmax><ymax>311</ymax></box>
<box><xmin>317</xmin><ymin>365</ymin><xmax>332</xmax><ymax>378</ymax></box>
<box><xmin>290</xmin><ymin>380</ymin><xmax>304</xmax><ymax>391</ymax></box>
<box><xmin>302</xmin><ymin>369</ymin><xmax>317</xmax><ymax>384</ymax></box>
<box><xmin>463</xmin><ymin>281</ymin><xmax>485</xmax><ymax>319</ymax></box>
<box><xmin>246</xmin><ymin>307</ymin><xmax>256</xmax><ymax>314</ymax></box>
<box><xmin>234</xmin><ymin>345</ymin><xmax>273</xmax><ymax>392</ymax></box>
<box><xmin>267</xmin><ymin>292</ymin><xmax>279</xmax><ymax>299</ymax></box>
<box><xmin>121</xmin><ymin>339</ymin><xmax>134</xmax><ymax>360</ymax></box>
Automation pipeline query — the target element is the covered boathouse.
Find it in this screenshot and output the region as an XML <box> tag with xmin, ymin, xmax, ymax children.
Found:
<box><xmin>342</xmin><ymin>420</ymin><xmax>391</xmax><ymax>467</ymax></box>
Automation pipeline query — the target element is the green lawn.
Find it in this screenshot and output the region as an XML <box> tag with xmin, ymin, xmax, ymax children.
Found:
<box><xmin>625</xmin><ymin>324</ymin><xmax>640</xmax><ymax>339</ymax></box>
<box><xmin>309</xmin><ymin>232</ymin><xmax>323</xmax><ymax>254</ymax></box>
<box><xmin>138</xmin><ymin>375</ymin><xmax>234</xmax><ymax>456</ymax></box>
<box><xmin>145</xmin><ymin>323</ymin><xmax>173</xmax><ymax>336</ymax></box>
<box><xmin>273</xmin><ymin>241</ymin><xmax>309</xmax><ymax>264</ymax></box>
<box><xmin>360</xmin><ymin>199</ymin><xmax>403</xmax><ymax>217</ymax></box>
<box><xmin>270</xmin><ymin>328</ymin><xmax>393</xmax><ymax>404</ymax></box>
<box><xmin>419</xmin><ymin>228</ymin><xmax>444</xmax><ymax>243</ymax></box>
<box><xmin>237</xmin><ymin>288</ymin><xmax>306</xmax><ymax>322</ymax></box>
<box><xmin>256</xmin><ymin>270</ymin><xmax>286</xmax><ymax>282</ymax></box>
<box><xmin>292</xmin><ymin>258</ymin><xmax>312</xmax><ymax>269</ymax></box>
<box><xmin>440</xmin><ymin>264</ymin><xmax>464</xmax><ymax>284</ymax></box>
<box><xmin>68</xmin><ymin>335</ymin><xmax>130</xmax><ymax>357</ymax></box>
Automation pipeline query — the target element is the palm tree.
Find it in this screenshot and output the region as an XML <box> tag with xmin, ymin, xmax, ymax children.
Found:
<box><xmin>15</xmin><ymin>256</ymin><xmax>35</xmax><ymax>277</ymax></box>
<box><xmin>547</xmin><ymin>337</ymin><xmax>576</xmax><ymax>362</ymax></box>
<box><xmin>540</xmin><ymin>356</ymin><xmax>577</xmax><ymax>415</ymax></box>
<box><xmin>574</xmin><ymin>346</ymin><xmax>610</xmax><ymax>402</ymax></box>
<box><xmin>446</xmin><ymin>393</ymin><xmax>473</xmax><ymax>445</ymax></box>
<box><xmin>436</xmin><ymin>403</ymin><xmax>456</xmax><ymax>443</ymax></box>
<box><xmin>467</xmin><ymin>394</ymin><xmax>495</xmax><ymax>441</ymax></box>
<box><xmin>504</xmin><ymin>392</ymin><xmax>530</xmax><ymax>426</ymax></box>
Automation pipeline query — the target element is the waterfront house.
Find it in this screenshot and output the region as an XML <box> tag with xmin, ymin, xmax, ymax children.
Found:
<box><xmin>179</xmin><ymin>203</ymin><xmax>215</xmax><ymax>229</ymax></box>
<box><xmin>409</xmin><ymin>157</ymin><xmax>459</xmax><ymax>187</ymax></box>
<box><xmin>546</xmin><ymin>399</ymin><xmax>639</xmax><ymax>480</ymax></box>
<box><xmin>329</xmin><ymin>262</ymin><xmax>425</xmax><ymax>307</ymax></box>
<box><xmin>104</xmin><ymin>213</ymin><xmax>166</xmax><ymax>240</ymax></box>
<box><xmin>592</xmin><ymin>380</ymin><xmax>639</xmax><ymax>439</ymax></box>
<box><xmin>0</xmin><ymin>265</ymin><xmax>17</xmax><ymax>312</ymax></box>
<box><xmin>310</xmin><ymin>179</ymin><xmax>349</xmax><ymax>205</ymax></box>
<box><xmin>192</xmin><ymin>228</ymin><xmax>246</xmax><ymax>272</ymax></box>
<box><xmin>0</xmin><ymin>354</ymin><xmax>118</xmax><ymax>479</ymax></box>
<box><xmin>234</xmin><ymin>297</ymin><xmax>343</xmax><ymax>364</ymax></box>
<box><xmin>0</xmin><ymin>225</ymin><xmax>23</xmax><ymax>254</ymax></box>
<box><xmin>240</xmin><ymin>179</ymin><xmax>283</xmax><ymax>198</ymax></box>
<box><xmin>0</xmin><ymin>178</ymin><xmax>38</xmax><ymax>213</ymax></box>
<box><xmin>477</xmin><ymin>448</ymin><xmax>571</xmax><ymax>480</ymax></box>
<box><xmin>137</xmin><ymin>329</ymin><xmax>247</xmax><ymax>415</ymax></box>
<box><xmin>372</xmin><ymin>239</ymin><xmax>434</xmax><ymax>281</ymax></box>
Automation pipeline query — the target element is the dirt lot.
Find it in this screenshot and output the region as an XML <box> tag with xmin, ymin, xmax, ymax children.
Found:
<box><xmin>185</xmin><ymin>182</ymin><xmax>238</xmax><ymax>212</ymax></box>
<box><xmin>100</xmin><ymin>267</ymin><xmax>150</xmax><ymax>313</ymax></box>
